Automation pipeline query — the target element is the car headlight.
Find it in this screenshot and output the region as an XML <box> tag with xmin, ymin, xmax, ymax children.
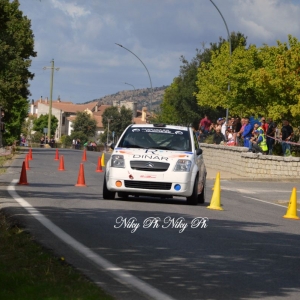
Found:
<box><xmin>111</xmin><ymin>155</ymin><xmax>125</xmax><ymax>168</ymax></box>
<box><xmin>174</xmin><ymin>159</ymin><xmax>192</xmax><ymax>172</ymax></box>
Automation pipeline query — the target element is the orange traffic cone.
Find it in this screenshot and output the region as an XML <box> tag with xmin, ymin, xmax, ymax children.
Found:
<box><xmin>54</xmin><ymin>148</ymin><xmax>59</xmax><ymax>160</ymax></box>
<box><xmin>95</xmin><ymin>155</ymin><xmax>103</xmax><ymax>172</ymax></box>
<box><xmin>75</xmin><ymin>163</ymin><xmax>87</xmax><ymax>187</ymax></box>
<box><xmin>82</xmin><ymin>149</ymin><xmax>87</xmax><ymax>162</ymax></box>
<box><xmin>283</xmin><ymin>187</ymin><xmax>300</xmax><ymax>220</ymax></box>
<box><xmin>25</xmin><ymin>154</ymin><xmax>30</xmax><ymax>170</ymax></box>
<box><xmin>28</xmin><ymin>148</ymin><xmax>33</xmax><ymax>160</ymax></box>
<box><xmin>58</xmin><ymin>155</ymin><xmax>65</xmax><ymax>171</ymax></box>
<box><xmin>18</xmin><ymin>161</ymin><xmax>28</xmax><ymax>185</ymax></box>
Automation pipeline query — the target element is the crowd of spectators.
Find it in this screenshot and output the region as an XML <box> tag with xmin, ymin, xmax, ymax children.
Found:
<box><xmin>40</xmin><ymin>136</ymin><xmax>55</xmax><ymax>148</ymax></box>
<box><xmin>84</xmin><ymin>141</ymin><xmax>98</xmax><ymax>151</ymax></box>
<box><xmin>195</xmin><ymin>115</ymin><xmax>295</xmax><ymax>156</ymax></box>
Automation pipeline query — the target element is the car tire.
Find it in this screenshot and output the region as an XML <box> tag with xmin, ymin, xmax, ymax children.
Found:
<box><xmin>103</xmin><ymin>174</ymin><xmax>115</xmax><ymax>200</ymax></box>
<box><xmin>186</xmin><ymin>176</ymin><xmax>199</xmax><ymax>205</ymax></box>
<box><xmin>198</xmin><ymin>178</ymin><xmax>206</xmax><ymax>204</ymax></box>
<box><xmin>118</xmin><ymin>192</ymin><xmax>128</xmax><ymax>199</ymax></box>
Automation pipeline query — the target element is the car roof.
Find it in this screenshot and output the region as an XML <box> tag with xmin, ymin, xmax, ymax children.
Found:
<box><xmin>130</xmin><ymin>124</ymin><xmax>190</xmax><ymax>131</ymax></box>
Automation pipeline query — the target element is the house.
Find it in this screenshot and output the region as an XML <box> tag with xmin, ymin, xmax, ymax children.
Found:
<box><xmin>30</xmin><ymin>97</ymin><xmax>106</xmax><ymax>140</ymax></box>
<box><xmin>29</xmin><ymin>96</ymin><xmax>150</xmax><ymax>141</ymax></box>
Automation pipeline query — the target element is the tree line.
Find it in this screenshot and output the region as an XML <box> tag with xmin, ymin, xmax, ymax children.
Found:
<box><xmin>2</xmin><ymin>0</ymin><xmax>299</xmax><ymax>146</ymax></box>
<box><xmin>154</xmin><ymin>33</ymin><xmax>300</xmax><ymax>128</ymax></box>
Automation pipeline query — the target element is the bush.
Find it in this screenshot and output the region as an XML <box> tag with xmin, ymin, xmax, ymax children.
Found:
<box><xmin>70</xmin><ymin>131</ymin><xmax>88</xmax><ymax>146</ymax></box>
<box><xmin>32</xmin><ymin>132</ymin><xmax>44</xmax><ymax>143</ymax></box>
<box><xmin>60</xmin><ymin>135</ymin><xmax>72</xmax><ymax>148</ymax></box>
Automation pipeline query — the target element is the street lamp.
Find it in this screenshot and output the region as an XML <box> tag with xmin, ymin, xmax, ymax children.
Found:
<box><xmin>209</xmin><ymin>0</ymin><xmax>231</xmax><ymax>125</ymax></box>
<box><xmin>125</xmin><ymin>82</ymin><xmax>136</xmax><ymax>101</ymax></box>
<box><xmin>115</xmin><ymin>43</ymin><xmax>153</xmax><ymax>114</ymax></box>
<box><xmin>106</xmin><ymin>117</ymin><xmax>113</xmax><ymax>151</ymax></box>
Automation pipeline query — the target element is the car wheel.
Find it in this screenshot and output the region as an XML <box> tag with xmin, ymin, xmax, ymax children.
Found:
<box><xmin>198</xmin><ymin>178</ymin><xmax>206</xmax><ymax>204</ymax></box>
<box><xmin>103</xmin><ymin>174</ymin><xmax>115</xmax><ymax>200</ymax></box>
<box><xmin>187</xmin><ymin>176</ymin><xmax>199</xmax><ymax>205</ymax></box>
<box><xmin>118</xmin><ymin>192</ymin><xmax>128</xmax><ymax>199</ymax></box>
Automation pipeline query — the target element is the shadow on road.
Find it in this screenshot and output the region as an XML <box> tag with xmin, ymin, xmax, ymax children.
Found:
<box><xmin>2</xmin><ymin>202</ymin><xmax>300</xmax><ymax>300</ymax></box>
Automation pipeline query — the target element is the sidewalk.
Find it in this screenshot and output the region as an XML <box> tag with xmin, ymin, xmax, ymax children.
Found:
<box><xmin>206</xmin><ymin>167</ymin><xmax>243</xmax><ymax>180</ymax></box>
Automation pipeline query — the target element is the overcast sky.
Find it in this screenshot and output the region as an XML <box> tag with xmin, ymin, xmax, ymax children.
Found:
<box><xmin>19</xmin><ymin>0</ymin><xmax>300</xmax><ymax>104</ymax></box>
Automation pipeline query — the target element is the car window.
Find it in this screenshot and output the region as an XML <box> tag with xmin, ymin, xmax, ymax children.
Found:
<box><xmin>118</xmin><ymin>127</ymin><xmax>192</xmax><ymax>151</ymax></box>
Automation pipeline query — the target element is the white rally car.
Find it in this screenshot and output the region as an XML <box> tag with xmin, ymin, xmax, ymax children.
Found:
<box><xmin>102</xmin><ymin>124</ymin><xmax>206</xmax><ymax>205</ymax></box>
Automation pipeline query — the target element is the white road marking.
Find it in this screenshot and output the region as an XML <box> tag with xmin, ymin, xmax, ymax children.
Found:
<box><xmin>243</xmin><ymin>195</ymin><xmax>300</xmax><ymax>211</ymax></box>
<box><xmin>7</xmin><ymin>179</ymin><xmax>175</xmax><ymax>300</ymax></box>
<box><xmin>220</xmin><ymin>186</ymin><xmax>298</xmax><ymax>194</ymax></box>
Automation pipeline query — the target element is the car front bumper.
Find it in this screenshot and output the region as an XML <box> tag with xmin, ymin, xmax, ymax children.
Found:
<box><xmin>106</xmin><ymin>167</ymin><xmax>196</xmax><ymax>197</ymax></box>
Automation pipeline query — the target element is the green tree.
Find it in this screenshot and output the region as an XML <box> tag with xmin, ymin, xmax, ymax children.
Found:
<box><xmin>33</xmin><ymin>114</ymin><xmax>58</xmax><ymax>136</ymax></box>
<box><xmin>72</xmin><ymin>111</ymin><xmax>97</xmax><ymax>137</ymax></box>
<box><xmin>253</xmin><ymin>35</ymin><xmax>300</xmax><ymax>122</ymax></box>
<box><xmin>157</xmin><ymin>32</ymin><xmax>247</xmax><ymax>125</ymax></box>
<box><xmin>195</xmin><ymin>34</ymin><xmax>300</xmax><ymax>124</ymax></box>
<box><xmin>21</xmin><ymin>115</ymin><xmax>36</xmax><ymax>140</ymax></box>
<box><xmin>196</xmin><ymin>43</ymin><xmax>262</xmax><ymax>117</ymax></box>
<box><xmin>0</xmin><ymin>0</ymin><xmax>36</xmax><ymax>144</ymax></box>
<box><xmin>102</xmin><ymin>106</ymin><xmax>133</xmax><ymax>142</ymax></box>
<box><xmin>70</xmin><ymin>131</ymin><xmax>88</xmax><ymax>148</ymax></box>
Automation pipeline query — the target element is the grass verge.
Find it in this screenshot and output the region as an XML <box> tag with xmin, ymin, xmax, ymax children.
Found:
<box><xmin>0</xmin><ymin>152</ymin><xmax>114</xmax><ymax>300</ymax></box>
<box><xmin>0</xmin><ymin>153</ymin><xmax>14</xmax><ymax>174</ymax></box>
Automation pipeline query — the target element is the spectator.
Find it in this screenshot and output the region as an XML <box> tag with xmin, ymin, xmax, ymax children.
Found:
<box><xmin>49</xmin><ymin>136</ymin><xmax>55</xmax><ymax>148</ymax></box>
<box><xmin>228</xmin><ymin>117</ymin><xmax>236</xmax><ymax>131</ymax></box>
<box><xmin>198</xmin><ymin>129</ymin><xmax>206</xmax><ymax>143</ymax></box>
<box><xmin>216</xmin><ymin>118</ymin><xmax>227</xmax><ymax>140</ymax></box>
<box><xmin>260</xmin><ymin>117</ymin><xmax>269</xmax><ymax>135</ymax></box>
<box><xmin>233</xmin><ymin>117</ymin><xmax>242</xmax><ymax>146</ymax></box>
<box><xmin>216</xmin><ymin>118</ymin><xmax>223</xmax><ymax>131</ymax></box>
<box><xmin>40</xmin><ymin>137</ymin><xmax>44</xmax><ymax>148</ymax></box>
<box><xmin>242</xmin><ymin>117</ymin><xmax>253</xmax><ymax>148</ymax></box>
<box><xmin>249</xmin><ymin>130</ymin><xmax>268</xmax><ymax>154</ymax></box>
<box><xmin>266</xmin><ymin>119</ymin><xmax>277</xmax><ymax>155</ymax></box>
<box><xmin>20</xmin><ymin>135</ymin><xmax>26</xmax><ymax>146</ymax></box>
<box><xmin>252</xmin><ymin>123</ymin><xmax>262</xmax><ymax>137</ymax></box>
<box><xmin>235</xmin><ymin>117</ymin><xmax>242</xmax><ymax>134</ymax></box>
<box><xmin>209</xmin><ymin>122</ymin><xmax>216</xmax><ymax>135</ymax></box>
<box><xmin>76</xmin><ymin>139</ymin><xmax>81</xmax><ymax>150</ymax></box>
<box><xmin>248</xmin><ymin>130</ymin><xmax>259</xmax><ymax>152</ymax></box>
<box><xmin>199</xmin><ymin>114</ymin><xmax>211</xmax><ymax>135</ymax></box>
<box><xmin>280</xmin><ymin>120</ymin><xmax>293</xmax><ymax>156</ymax></box>
<box><xmin>226</xmin><ymin>129</ymin><xmax>235</xmax><ymax>146</ymax></box>
<box><xmin>90</xmin><ymin>141</ymin><xmax>97</xmax><ymax>151</ymax></box>
<box><xmin>221</xmin><ymin>118</ymin><xmax>227</xmax><ymax>139</ymax></box>
<box><xmin>213</xmin><ymin>127</ymin><xmax>226</xmax><ymax>145</ymax></box>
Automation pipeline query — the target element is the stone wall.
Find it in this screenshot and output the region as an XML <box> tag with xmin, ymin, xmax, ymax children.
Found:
<box><xmin>200</xmin><ymin>143</ymin><xmax>300</xmax><ymax>179</ymax></box>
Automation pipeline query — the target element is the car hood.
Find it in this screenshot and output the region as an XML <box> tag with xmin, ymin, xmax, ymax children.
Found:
<box><xmin>113</xmin><ymin>147</ymin><xmax>193</xmax><ymax>162</ymax></box>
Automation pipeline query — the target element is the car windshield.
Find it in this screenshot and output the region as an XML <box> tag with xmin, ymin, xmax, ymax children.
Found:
<box><xmin>118</xmin><ymin>127</ymin><xmax>192</xmax><ymax>151</ymax></box>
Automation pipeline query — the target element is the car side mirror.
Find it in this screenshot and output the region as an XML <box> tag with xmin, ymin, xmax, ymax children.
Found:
<box><xmin>110</xmin><ymin>143</ymin><xmax>115</xmax><ymax>150</ymax></box>
<box><xmin>196</xmin><ymin>148</ymin><xmax>203</xmax><ymax>155</ymax></box>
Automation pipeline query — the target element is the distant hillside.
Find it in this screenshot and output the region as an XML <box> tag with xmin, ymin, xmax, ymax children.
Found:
<box><xmin>84</xmin><ymin>86</ymin><xmax>168</xmax><ymax>111</ymax></box>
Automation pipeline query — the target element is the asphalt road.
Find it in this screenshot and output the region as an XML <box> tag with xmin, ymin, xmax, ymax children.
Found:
<box><xmin>1</xmin><ymin>148</ymin><xmax>300</xmax><ymax>300</ymax></box>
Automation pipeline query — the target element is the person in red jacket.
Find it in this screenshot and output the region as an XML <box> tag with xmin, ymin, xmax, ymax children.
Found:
<box><xmin>199</xmin><ymin>114</ymin><xmax>211</xmax><ymax>135</ymax></box>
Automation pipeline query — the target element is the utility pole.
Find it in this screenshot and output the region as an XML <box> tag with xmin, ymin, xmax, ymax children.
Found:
<box><xmin>43</xmin><ymin>59</ymin><xmax>59</xmax><ymax>141</ymax></box>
